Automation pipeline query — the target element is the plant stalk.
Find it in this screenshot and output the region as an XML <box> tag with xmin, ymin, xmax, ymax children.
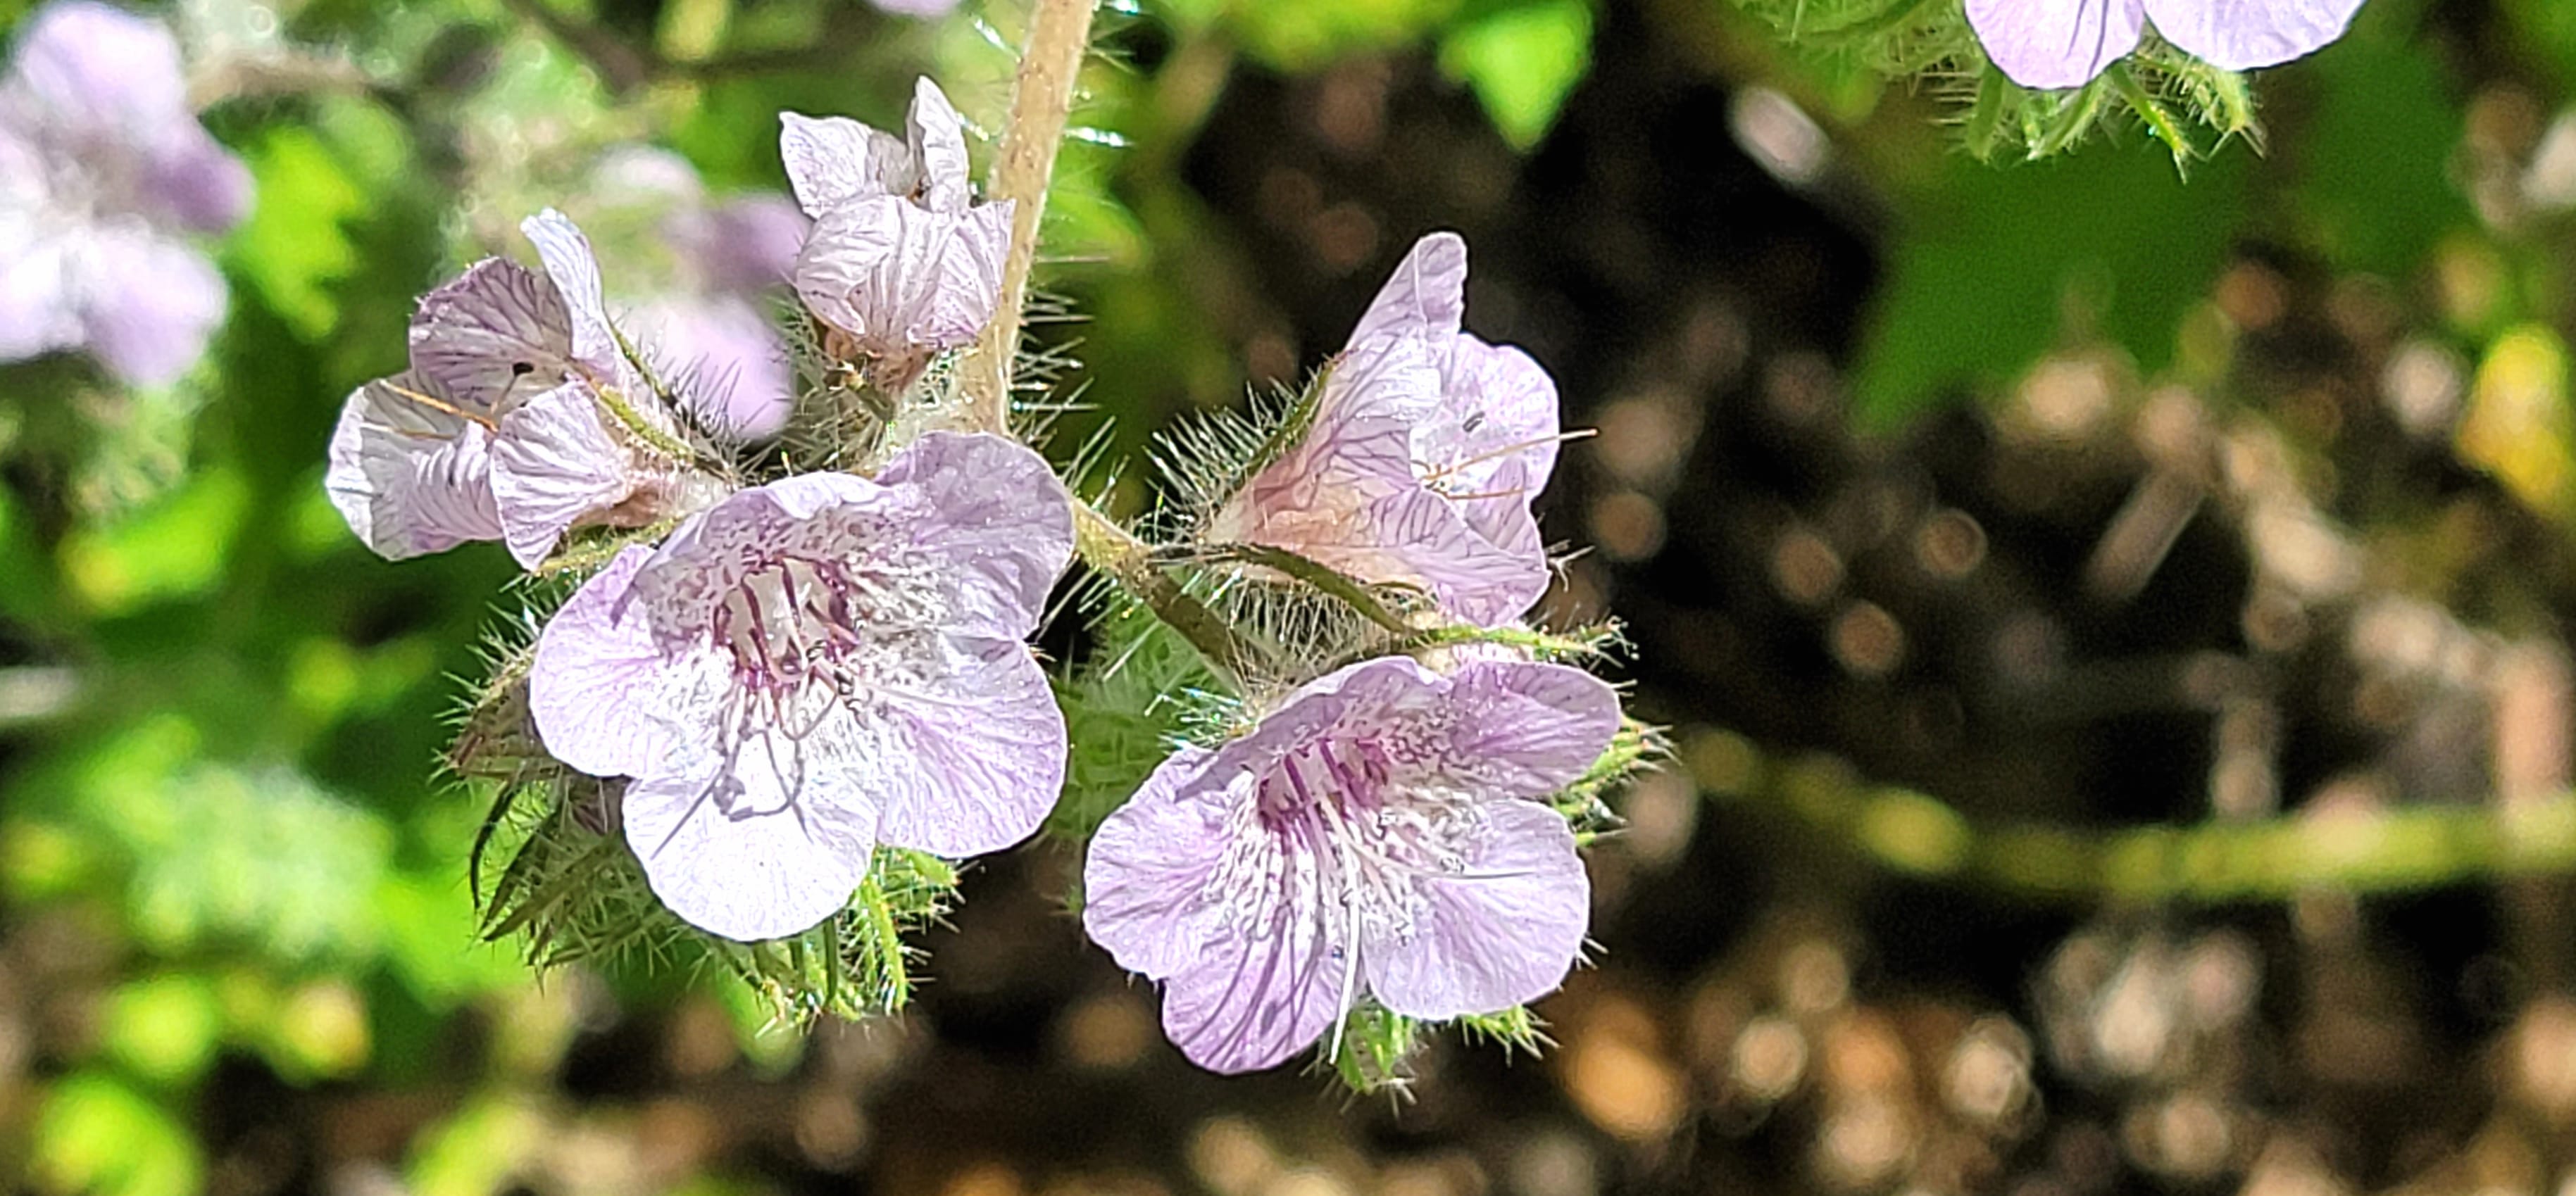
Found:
<box><xmin>961</xmin><ymin>0</ymin><xmax>1099</xmax><ymax>434</ymax></box>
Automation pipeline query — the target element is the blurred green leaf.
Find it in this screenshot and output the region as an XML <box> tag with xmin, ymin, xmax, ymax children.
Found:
<box><xmin>101</xmin><ymin>974</ymin><xmax>224</xmax><ymax>1088</ymax></box>
<box><xmin>2291</xmin><ymin>36</ymin><xmax>2468</xmax><ymax>278</ymax></box>
<box><xmin>57</xmin><ymin>465</ymin><xmax>250</xmax><ymax>616</ymax></box>
<box><xmin>1437</xmin><ymin>0</ymin><xmax>1593</xmax><ymax>151</ymax></box>
<box><xmin>1854</xmin><ymin>141</ymin><xmax>2248</xmax><ymax>426</ymax></box>
<box><xmin>1227</xmin><ymin>0</ymin><xmax>1462</xmax><ymax>70</ymax></box>
<box><xmin>32</xmin><ymin>1073</ymin><xmax>202</xmax><ymax>1196</ymax></box>
<box><xmin>232</xmin><ymin>126</ymin><xmax>368</xmax><ymax>341</ymax></box>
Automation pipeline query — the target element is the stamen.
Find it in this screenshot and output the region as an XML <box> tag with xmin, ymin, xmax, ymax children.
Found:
<box><xmin>1418</xmin><ymin>427</ymin><xmax>1595</xmax><ymax>483</ymax></box>
<box><xmin>381</xmin><ymin>381</ymin><xmax>499</xmax><ymax>431</ymax></box>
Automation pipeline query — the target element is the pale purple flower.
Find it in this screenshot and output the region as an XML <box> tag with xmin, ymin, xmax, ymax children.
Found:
<box><xmin>0</xmin><ymin>0</ymin><xmax>251</xmax><ymax>386</ymax></box>
<box><xmin>527</xmin><ymin>431</ymin><xmax>1074</xmax><ymax>941</ymax></box>
<box><xmin>672</xmin><ymin>194</ymin><xmax>808</xmax><ymax>296</ymax></box>
<box><xmin>1968</xmin><ymin>0</ymin><xmax>2368</xmax><ymax>90</ymax></box>
<box><xmin>327</xmin><ymin>210</ymin><xmax>710</xmax><ymax>567</ymax></box>
<box><xmin>781</xmin><ymin>78</ymin><xmax>1013</xmax><ymax>391</ymax></box>
<box><xmin>1201</xmin><ymin>232</ymin><xmax>1562</xmax><ymax>627</ymax></box>
<box><xmin>1084</xmin><ymin>655</ymin><xmax>1618</xmax><ymax>1074</ymax></box>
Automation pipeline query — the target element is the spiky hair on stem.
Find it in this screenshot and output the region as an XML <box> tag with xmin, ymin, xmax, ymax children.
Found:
<box><xmin>1730</xmin><ymin>0</ymin><xmax>2261</xmax><ymax>164</ymax></box>
<box><xmin>471</xmin><ymin>761</ymin><xmax>965</xmax><ymax>1022</ymax></box>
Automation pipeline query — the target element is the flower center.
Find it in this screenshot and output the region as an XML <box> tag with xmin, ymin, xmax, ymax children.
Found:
<box><xmin>1208</xmin><ymin>738</ymin><xmax>1477</xmax><ymax>960</ymax></box>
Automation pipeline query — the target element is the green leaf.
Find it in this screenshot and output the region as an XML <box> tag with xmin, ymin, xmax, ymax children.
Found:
<box><xmin>1438</xmin><ymin>0</ymin><xmax>1594</xmax><ymax>151</ymax></box>
<box><xmin>1227</xmin><ymin>0</ymin><xmax>1463</xmax><ymax>70</ymax></box>
<box><xmin>230</xmin><ymin>126</ymin><xmax>368</xmax><ymax>341</ymax></box>
<box><xmin>57</xmin><ymin>465</ymin><xmax>251</xmax><ymax>616</ymax></box>
<box><xmin>1853</xmin><ymin>139</ymin><xmax>2248</xmax><ymax>427</ymax></box>
<box><xmin>101</xmin><ymin>974</ymin><xmax>223</xmax><ymax>1088</ymax></box>
<box><xmin>32</xmin><ymin>1072</ymin><xmax>202</xmax><ymax>1196</ymax></box>
<box><xmin>2289</xmin><ymin>35</ymin><xmax>2469</xmax><ymax>279</ymax></box>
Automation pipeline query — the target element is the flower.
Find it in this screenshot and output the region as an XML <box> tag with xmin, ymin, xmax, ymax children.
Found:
<box><xmin>587</xmin><ymin>146</ymin><xmax>810</xmax><ymax>441</ymax></box>
<box><xmin>527</xmin><ymin>431</ymin><xmax>1074</xmax><ymax>941</ymax></box>
<box><xmin>327</xmin><ymin>210</ymin><xmax>713</xmax><ymax>567</ymax></box>
<box><xmin>0</xmin><ymin>0</ymin><xmax>252</xmax><ymax>386</ymax></box>
<box><xmin>781</xmin><ymin>78</ymin><xmax>1014</xmax><ymax>391</ymax></box>
<box><xmin>1967</xmin><ymin>0</ymin><xmax>2368</xmax><ymax>90</ymax></box>
<box><xmin>1201</xmin><ymin>232</ymin><xmax>1563</xmax><ymax>627</ymax></box>
<box><xmin>1082</xmin><ymin>655</ymin><xmax>1619</xmax><ymax>1074</ymax></box>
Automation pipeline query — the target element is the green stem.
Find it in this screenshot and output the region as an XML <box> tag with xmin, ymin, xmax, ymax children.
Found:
<box><xmin>1203</xmin><ymin>543</ymin><xmax>1415</xmax><ymax>635</ymax></box>
<box><xmin>1075</xmin><ymin>501</ymin><xmax>1265</xmax><ymax>681</ymax></box>
<box><xmin>1688</xmin><ymin>726</ymin><xmax>2576</xmax><ymax>904</ymax></box>
<box><xmin>958</xmin><ymin>0</ymin><xmax>1100</xmax><ymax>434</ymax></box>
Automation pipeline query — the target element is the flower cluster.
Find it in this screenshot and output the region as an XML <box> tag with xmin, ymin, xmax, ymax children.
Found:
<box><xmin>1968</xmin><ymin>0</ymin><xmax>2368</xmax><ymax>89</ymax></box>
<box><xmin>344</xmin><ymin>81</ymin><xmax>1079</xmax><ymax>949</ymax></box>
<box><xmin>1080</xmin><ymin>234</ymin><xmax>1626</xmax><ymax>1075</ymax></box>
<box><xmin>0</xmin><ymin>0</ymin><xmax>251</xmax><ymax>386</ymax></box>
<box><xmin>336</xmin><ymin>69</ymin><xmax>1637</xmax><ymax>1085</ymax></box>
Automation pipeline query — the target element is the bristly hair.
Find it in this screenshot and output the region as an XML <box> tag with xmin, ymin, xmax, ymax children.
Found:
<box><xmin>1729</xmin><ymin>0</ymin><xmax>2259</xmax><ymax>165</ymax></box>
<box><xmin>1149</xmin><ymin>361</ymin><xmax>1330</xmax><ymax>542</ymax></box>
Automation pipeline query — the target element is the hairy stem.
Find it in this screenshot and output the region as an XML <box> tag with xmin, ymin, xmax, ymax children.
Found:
<box><xmin>1075</xmin><ymin>501</ymin><xmax>1264</xmax><ymax>681</ymax></box>
<box><xmin>963</xmin><ymin>0</ymin><xmax>1264</xmax><ymax>684</ymax></box>
<box><xmin>959</xmin><ymin>0</ymin><xmax>1099</xmax><ymax>434</ymax></box>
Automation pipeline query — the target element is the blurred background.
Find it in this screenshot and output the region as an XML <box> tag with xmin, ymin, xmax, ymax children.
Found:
<box><xmin>6</xmin><ymin>0</ymin><xmax>2576</xmax><ymax>1193</ymax></box>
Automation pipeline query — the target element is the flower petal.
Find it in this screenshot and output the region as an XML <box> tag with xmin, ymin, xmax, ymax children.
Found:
<box><xmin>622</xmin><ymin>717</ymin><xmax>883</xmax><ymax>942</ymax></box>
<box><xmin>1359</xmin><ymin>484</ymin><xmax>1551</xmax><ymax>625</ymax></box>
<box><xmin>778</xmin><ymin>111</ymin><xmax>905</xmax><ymax>217</ymax></box>
<box><xmin>874</xmin><ymin>431</ymin><xmax>1075</xmax><ymax>639</ymax></box>
<box><xmin>1349</xmin><ymin>232</ymin><xmax>1467</xmax><ymax>351</ymax></box>
<box><xmin>0</xmin><ymin>220</ymin><xmax>79</xmax><ymax>365</ymax></box>
<box><xmin>906</xmin><ymin>77</ymin><xmax>973</xmax><ymax>214</ymax></box>
<box><xmin>868</xmin><ymin>636</ymin><xmax>1066</xmax><ymax>857</ymax></box>
<box><xmin>1082</xmin><ymin>745</ymin><xmax>1231</xmax><ymax>978</ymax></box>
<box><xmin>1365</xmin><ymin>799</ymin><xmax>1588</xmax><ymax>1019</ymax></box>
<box><xmin>1426</xmin><ymin>336</ymin><xmax>1562</xmax><ymax>498</ymax></box>
<box><xmin>1437</xmin><ymin>660</ymin><xmax>1624</xmax><ymax>796</ymax></box>
<box><xmin>68</xmin><ymin>226</ymin><xmax>227</xmax><ymax>387</ymax></box>
<box><xmin>4</xmin><ymin>1</ymin><xmax>188</xmax><ymax>131</ymax></box>
<box><xmin>325</xmin><ymin>372</ymin><xmax>505</xmax><ymax>560</ymax></box>
<box><xmin>1966</xmin><ymin>0</ymin><xmax>2146</xmax><ymax>89</ymax></box>
<box><xmin>529</xmin><ymin>545</ymin><xmax>670</xmax><ymax>777</ymax></box>
<box><xmin>1157</xmin><ymin>881</ymin><xmax>1347</xmax><ymax>1074</ymax></box>
<box><xmin>409</xmin><ymin>258</ymin><xmax>574</xmax><ymax>414</ymax></box>
<box><xmin>520</xmin><ymin>209</ymin><xmax>620</xmax><ymax>377</ymax></box>
<box><xmin>139</xmin><ymin>127</ymin><xmax>252</xmax><ymax>234</ymax></box>
<box><xmin>2144</xmin><ymin>0</ymin><xmax>2365</xmax><ymax>70</ymax></box>
<box><xmin>490</xmin><ymin>382</ymin><xmax>633</xmax><ymax>569</ymax></box>
<box><xmin>630</xmin><ymin>294</ymin><xmax>794</xmax><ymax>441</ymax></box>
<box><xmin>675</xmin><ymin>196</ymin><xmax>809</xmax><ymax>294</ymax></box>
<box><xmin>794</xmin><ymin>195</ymin><xmax>1008</xmax><ymax>354</ymax></box>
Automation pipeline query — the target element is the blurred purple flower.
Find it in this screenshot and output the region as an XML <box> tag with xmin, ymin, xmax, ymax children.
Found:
<box><xmin>1201</xmin><ymin>232</ymin><xmax>1563</xmax><ymax>627</ymax></box>
<box><xmin>868</xmin><ymin>0</ymin><xmax>961</xmax><ymax>18</ymax></box>
<box><xmin>1084</xmin><ymin>655</ymin><xmax>1618</xmax><ymax>1074</ymax></box>
<box><xmin>527</xmin><ymin>431</ymin><xmax>1073</xmax><ymax>941</ymax></box>
<box><xmin>0</xmin><ymin>0</ymin><xmax>251</xmax><ymax>386</ymax></box>
<box><xmin>672</xmin><ymin>194</ymin><xmax>808</xmax><ymax>295</ymax></box>
<box><xmin>584</xmin><ymin>146</ymin><xmax>810</xmax><ymax>443</ymax></box>
<box><xmin>1968</xmin><ymin>0</ymin><xmax>2368</xmax><ymax>89</ymax></box>
<box><xmin>327</xmin><ymin>210</ymin><xmax>713</xmax><ymax>567</ymax></box>
<box><xmin>782</xmin><ymin>78</ymin><xmax>1013</xmax><ymax>392</ymax></box>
